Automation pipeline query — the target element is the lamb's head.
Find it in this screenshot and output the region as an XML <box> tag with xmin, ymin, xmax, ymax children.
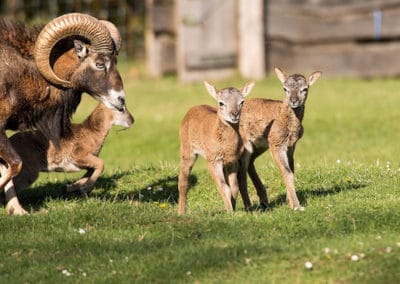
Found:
<box><xmin>111</xmin><ymin>105</ymin><xmax>134</xmax><ymax>128</ymax></box>
<box><xmin>204</xmin><ymin>81</ymin><xmax>254</xmax><ymax>124</ymax></box>
<box><xmin>275</xmin><ymin>67</ymin><xmax>321</xmax><ymax>109</ymax></box>
<box><xmin>34</xmin><ymin>13</ymin><xmax>126</xmax><ymax>111</ymax></box>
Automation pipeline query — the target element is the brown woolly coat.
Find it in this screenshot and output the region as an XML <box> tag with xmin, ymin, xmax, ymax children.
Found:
<box><xmin>180</xmin><ymin>105</ymin><xmax>242</xmax><ymax>167</ymax></box>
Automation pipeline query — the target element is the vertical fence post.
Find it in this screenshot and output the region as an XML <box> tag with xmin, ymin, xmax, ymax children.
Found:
<box><xmin>238</xmin><ymin>0</ymin><xmax>265</xmax><ymax>80</ymax></box>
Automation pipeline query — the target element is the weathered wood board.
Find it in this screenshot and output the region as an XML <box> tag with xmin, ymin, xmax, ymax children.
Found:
<box><xmin>267</xmin><ymin>0</ymin><xmax>400</xmax><ymax>77</ymax></box>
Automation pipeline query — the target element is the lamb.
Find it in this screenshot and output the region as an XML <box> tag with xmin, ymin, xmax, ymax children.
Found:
<box><xmin>239</xmin><ymin>67</ymin><xmax>321</xmax><ymax>210</ymax></box>
<box><xmin>178</xmin><ymin>81</ymin><xmax>254</xmax><ymax>214</ymax></box>
<box><xmin>0</xmin><ymin>13</ymin><xmax>126</xmax><ymax>215</ymax></box>
<box><xmin>1</xmin><ymin>102</ymin><xmax>134</xmax><ymax>214</ymax></box>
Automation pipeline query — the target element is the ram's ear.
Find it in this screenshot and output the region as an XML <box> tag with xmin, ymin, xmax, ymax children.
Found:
<box><xmin>74</xmin><ymin>40</ymin><xmax>89</xmax><ymax>61</ymax></box>
<box><xmin>204</xmin><ymin>81</ymin><xmax>219</xmax><ymax>100</ymax></box>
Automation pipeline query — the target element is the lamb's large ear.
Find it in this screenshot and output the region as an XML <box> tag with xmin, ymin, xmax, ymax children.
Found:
<box><xmin>240</xmin><ymin>81</ymin><xmax>255</xmax><ymax>97</ymax></box>
<box><xmin>274</xmin><ymin>67</ymin><xmax>287</xmax><ymax>83</ymax></box>
<box><xmin>204</xmin><ymin>81</ymin><xmax>218</xmax><ymax>100</ymax></box>
<box><xmin>308</xmin><ymin>71</ymin><xmax>322</xmax><ymax>86</ymax></box>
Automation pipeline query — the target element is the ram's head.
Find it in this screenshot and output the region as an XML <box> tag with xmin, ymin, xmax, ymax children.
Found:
<box><xmin>34</xmin><ymin>13</ymin><xmax>126</xmax><ymax>111</ymax></box>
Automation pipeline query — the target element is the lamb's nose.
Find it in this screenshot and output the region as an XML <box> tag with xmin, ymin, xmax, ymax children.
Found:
<box><xmin>231</xmin><ymin>111</ymin><xmax>239</xmax><ymax>120</ymax></box>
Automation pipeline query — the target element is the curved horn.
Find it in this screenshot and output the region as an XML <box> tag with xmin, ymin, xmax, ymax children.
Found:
<box><xmin>34</xmin><ymin>13</ymin><xmax>114</xmax><ymax>88</ymax></box>
<box><xmin>100</xmin><ymin>20</ymin><xmax>121</xmax><ymax>53</ymax></box>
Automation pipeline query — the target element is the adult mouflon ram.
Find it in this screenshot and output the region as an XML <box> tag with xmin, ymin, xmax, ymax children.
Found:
<box><xmin>0</xmin><ymin>13</ymin><xmax>126</xmax><ymax>215</ymax></box>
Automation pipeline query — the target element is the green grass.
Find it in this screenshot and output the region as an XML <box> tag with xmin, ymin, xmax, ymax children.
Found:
<box><xmin>1</xmin><ymin>61</ymin><xmax>400</xmax><ymax>283</ymax></box>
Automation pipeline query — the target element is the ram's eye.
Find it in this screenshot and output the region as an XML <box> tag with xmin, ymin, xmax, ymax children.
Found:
<box><xmin>301</xmin><ymin>87</ymin><xmax>308</xmax><ymax>93</ymax></box>
<box><xmin>283</xmin><ymin>87</ymin><xmax>288</xmax><ymax>92</ymax></box>
<box><xmin>219</xmin><ymin>101</ymin><xmax>225</xmax><ymax>107</ymax></box>
<box><xmin>239</xmin><ymin>101</ymin><xmax>244</xmax><ymax>107</ymax></box>
<box><xmin>96</xmin><ymin>62</ymin><xmax>106</xmax><ymax>70</ymax></box>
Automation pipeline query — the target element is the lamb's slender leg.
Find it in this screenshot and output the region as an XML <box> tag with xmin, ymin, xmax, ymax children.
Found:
<box><xmin>288</xmin><ymin>146</ymin><xmax>295</xmax><ymax>172</ymax></box>
<box><xmin>227</xmin><ymin>163</ymin><xmax>240</xmax><ymax>210</ymax></box>
<box><xmin>65</xmin><ymin>155</ymin><xmax>104</xmax><ymax>194</ymax></box>
<box><xmin>207</xmin><ymin>161</ymin><xmax>234</xmax><ymax>213</ymax></box>
<box><xmin>238</xmin><ymin>151</ymin><xmax>252</xmax><ymax>210</ymax></box>
<box><xmin>66</xmin><ymin>169</ymin><xmax>93</xmax><ymax>192</ymax></box>
<box><xmin>248</xmin><ymin>155</ymin><xmax>269</xmax><ymax>209</ymax></box>
<box><xmin>270</xmin><ymin>145</ymin><xmax>301</xmax><ymax>209</ymax></box>
<box><xmin>178</xmin><ymin>153</ymin><xmax>197</xmax><ymax>215</ymax></box>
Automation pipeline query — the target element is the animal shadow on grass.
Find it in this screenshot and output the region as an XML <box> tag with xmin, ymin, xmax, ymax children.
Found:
<box><xmin>9</xmin><ymin>172</ymin><xmax>125</xmax><ymax>212</ymax></box>
<box><xmin>260</xmin><ymin>179</ymin><xmax>367</xmax><ymax>211</ymax></box>
<box><xmin>9</xmin><ymin>171</ymin><xmax>198</xmax><ymax>212</ymax></box>
<box><xmin>92</xmin><ymin>173</ymin><xmax>196</xmax><ymax>205</ymax></box>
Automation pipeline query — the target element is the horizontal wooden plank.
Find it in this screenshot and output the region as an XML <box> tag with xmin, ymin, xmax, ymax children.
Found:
<box><xmin>268</xmin><ymin>40</ymin><xmax>400</xmax><ymax>77</ymax></box>
<box><xmin>268</xmin><ymin>1</ymin><xmax>400</xmax><ymax>43</ymax></box>
<box><xmin>148</xmin><ymin>3</ymin><xmax>175</xmax><ymax>33</ymax></box>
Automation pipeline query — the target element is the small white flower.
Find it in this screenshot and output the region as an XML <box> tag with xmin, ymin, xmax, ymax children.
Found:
<box><xmin>147</xmin><ymin>186</ymin><xmax>152</xmax><ymax>191</ymax></box>
<box><xmin>78</xmin><ymin>228</ymin><xmax>86</xmax><ymax>234</ymax></box>
<box><xmin>396</xmin><ymin>242</ymin><xmax>400</xmax><ymax>247</ymax></box>
<box><xmin>186</xmin><ymin>271</ymin><xmax>192</xmax><ymax>276</ymax></box>
<box><xmin>351</xmin><ymin>255</ymin><xmax>359</xmax><ymax>261</ymax></box>
<box><xmin>158</xmin><ymin>187</ymin><xmax>164</xmax><ymax>192</ymax></box>
<box><xmin>125</xmin><ymin>256</ymin><xmax>129</xmax><ymax>262</ymax></box>
<box><xmin>336</xmin><ymin>160</ymin><xmax>341</xmax><ymax>164</ymax></box>
<box><xmin>304</xmin><ymin>261</ymin><xmax>313</xmax><ymax>270</ymax></box>
<box><xmin>376</xmin><ymin>235</ymin><xmax>382</xmax><ymax>240</ymax></box>
<box><xmin>245</xmin><ymin>258</ymin><xmax>252</xmax><ymax>265</ymax></box>
<box><xmin>386</xmin><ymin>247</ymin><xmax>392</xmax><ymax>253</ymax></box>
<box><xmin>324</xmin><ymin>247</ymin><xmax>330</xmax><ymax>254</ymax></box>
<box><xmin>82</xmin><ymin>272</ymin><xmax>87</xmax><ymax>277</ymax></box>
<box><xmin>62</xmin><ymin>269</ymin><xmax>72</xmax><ymax>276</ymax></box>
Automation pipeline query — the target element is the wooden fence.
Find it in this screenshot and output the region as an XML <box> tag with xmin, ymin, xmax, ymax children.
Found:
<box><xmin>267</xmin><ymin>0</ymin><xmax>400</xmax><ymax>77</ymax></box>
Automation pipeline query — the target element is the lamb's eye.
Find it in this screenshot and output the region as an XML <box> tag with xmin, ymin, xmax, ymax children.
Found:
<box><xmin>301</xmin><ymin>87</ymin><xmax>308</xmax><ymax>93</ymax></box>
<box><xmin>96</xmin><ymin>62</ymin><xmax>105</xmax><ymax>70</ymax></box>
<box><xmin>283</xmin><ymin>87</ymin><xmax>288</xmax><ymax>92</ymax></box>
<box><xmin>239</xmin><ymin>101</ymin><xmax>244</xmax><ymax>107</ymax></box>
<box><xmin>219</xmin><ymin>101</ymin><xmax>225</xmax><ymax>107</ymax></box>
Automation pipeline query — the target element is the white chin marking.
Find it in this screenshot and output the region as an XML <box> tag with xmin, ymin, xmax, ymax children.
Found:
<box><xmin>109</xmin><ymin>88</ymin><xmax>125</xmax><ymax>100</ymax></box>
<box><xmin>102</xmin><ymin>88</ymin><xmax>125</xmax><ymax>110</ymax></box>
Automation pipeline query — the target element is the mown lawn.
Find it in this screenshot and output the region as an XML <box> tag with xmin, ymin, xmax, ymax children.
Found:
<box><xmin>1</xmin><ymin>61</ymin><xmax>400</xmax><ymax>283</ymax></box>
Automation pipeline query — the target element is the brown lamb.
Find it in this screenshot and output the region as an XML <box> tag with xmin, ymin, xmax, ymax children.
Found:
<box><xmin>178</xmin><ymin>81</ymin><xmax>254</xmax><ymax>214</ymax></box>
<box><xmin>239</xmin><ymin>67</ymin><xmax>321</xmax><ymax>210</ymax></box>
<box><xmin>1</xmin><ymin>102</ymin><xmax>134</xmax><ymax>215</ymax></box>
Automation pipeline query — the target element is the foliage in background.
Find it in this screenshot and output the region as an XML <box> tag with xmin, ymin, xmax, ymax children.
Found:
<box><xmin>0</xmin><ymin>0</ymin><xmax>145</xmax><ymax>58</ymax></box>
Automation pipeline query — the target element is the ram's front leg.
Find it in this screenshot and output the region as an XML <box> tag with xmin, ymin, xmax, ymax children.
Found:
<box><xmin>4</xmin><ymin>180</ymin><xmax>28</xmax><ymax>216</ymax></box>
<box><xmin>0</xmin><ymin>134</ymin><xmax>27</xmax><ymax>215</ymax></box>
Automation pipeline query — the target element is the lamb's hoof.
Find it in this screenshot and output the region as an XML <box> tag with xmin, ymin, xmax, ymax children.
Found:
<box><xmin>293</xmin><ymin>206</ymin><xmax>305</xmax><ymax>211</ymax></box>
<box><xmin>259</xmin><ymin>202</ymin><xmax>269</xmax><ymax>211</ymax></box>
<box><xmin>6</xmin><ymin>204</ymin><xmax>28</xmax><ymax>216</ymax></box>
<box><xmin>65</xmin><ymin>184</ymin><xmax>79</xmax><ymax>192</ymax></box>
